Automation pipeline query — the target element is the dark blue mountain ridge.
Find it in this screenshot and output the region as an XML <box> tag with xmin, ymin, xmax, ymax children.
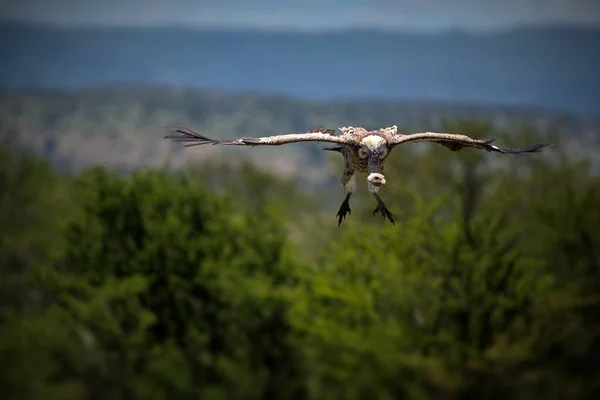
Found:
<box><xmin>1</xmin><ymin>22</ymin><xmax>599</xmax><ymax>115</ymax></box>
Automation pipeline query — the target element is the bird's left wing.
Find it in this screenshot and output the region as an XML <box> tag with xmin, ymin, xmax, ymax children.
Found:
<box><xmin>164</xmin><ymin>123</ymin><xmax>352</xmax><ymax>147</ymax></box>
<box><xmin>389</xmin><ymin>132</ymin><xmax>553</xmax><ymax>155</ymax></box>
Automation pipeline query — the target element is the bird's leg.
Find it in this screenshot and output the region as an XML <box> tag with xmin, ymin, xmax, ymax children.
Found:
<box><xmin>365</xmin><ymin>149</ymin><xmax>394</xmax><ymax>224</ymax></box>
<box><xmin>336</xmin><ymin>170</ymin><xmax>355</xmax><ymax>227</ymax></box>
<box><xmin>372</xmin><ymin>193</ymin><xmax>395</xmax><ymax>225</ymax></box>
<box><xmin>366</xmin><ymin>159</ymin><xmax>394</xmax><ymax>225</ymax></box>
<box><xmin>336</xmin><ymin>193</ymin><xmax>352</xmax><ymax>226</ymax></box>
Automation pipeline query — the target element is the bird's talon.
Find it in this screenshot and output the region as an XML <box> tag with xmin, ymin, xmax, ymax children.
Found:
<box><xmin>372</xmin><ymin>205</ymin><xmax>395</xmax><ymax>225</ymax></box>
<box><xmin>336</xmin><ymin>195</ymin><xmax>352</xmax><ymax>227</ymax></box>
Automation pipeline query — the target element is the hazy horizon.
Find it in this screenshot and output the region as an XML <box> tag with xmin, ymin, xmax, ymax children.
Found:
<box><xmin>2</xmin><ymin>0</ymin><xmax>600</xmax><ymax>32</ymax></box>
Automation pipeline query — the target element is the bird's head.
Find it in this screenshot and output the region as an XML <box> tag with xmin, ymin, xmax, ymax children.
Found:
<box><xmin>360</xmin><ymin>135</ymin><xmax>389</xmax><ymax>186</ymax></box>
<box><xmin>359</xmin><ymin>135</ymin><xmax>389</xmax><ymax>160</ymax></box>
<box><xmin>367</xmin><ymin>172</ymin><xmax>386</xmax><ymax>188</ymax></box>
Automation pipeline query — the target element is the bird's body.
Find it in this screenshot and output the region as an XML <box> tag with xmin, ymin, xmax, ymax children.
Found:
<box><xmin>324</xmin><ymin>129</ymin><xmax>390</xmax><ymax>172</ymax></box>
<box><xmin>164</xmin><ymin>123</ymin><xmax>552</xmax><ymax>226</ymax></box>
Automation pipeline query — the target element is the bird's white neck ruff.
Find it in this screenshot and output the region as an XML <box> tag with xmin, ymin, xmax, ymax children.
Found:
<box><xmin>362</xmin><ymin>135</ymin><xmax>386</xmax><ymax>150</ymax></box>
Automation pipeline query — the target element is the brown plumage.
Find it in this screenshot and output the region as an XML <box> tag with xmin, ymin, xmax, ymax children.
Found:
<box><xmin>164</xmin><ymin>123</ymin><xmax>553</xmax><ymax>226</ymax></box>
<box><xmin>311</xmin><ymin>125</ymin><xmax>337</xmax><ymax>135</ymax></box>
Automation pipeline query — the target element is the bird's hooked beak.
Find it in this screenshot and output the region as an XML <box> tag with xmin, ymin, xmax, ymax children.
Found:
<box><xmin>367</xmin><ymin>172</ymin><xmax>386</xmax><ymax>188</ymax></box>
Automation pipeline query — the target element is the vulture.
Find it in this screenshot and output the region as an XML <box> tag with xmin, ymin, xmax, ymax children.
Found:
<box><xmin>165</xmin><ymin>124</ymin><xmax>552</xmax><ymax>226</ymax></box>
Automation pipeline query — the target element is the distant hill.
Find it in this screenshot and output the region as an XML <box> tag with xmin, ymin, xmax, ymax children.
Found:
<box><xmin>1</xmin><ymin>23</ymin><xmax>599</xmax><ymax>115</ymax></box>
<box><xmin>1</xmin><ymin>85</ymin><xmax>598</xmax><ymax>183</ymax></box>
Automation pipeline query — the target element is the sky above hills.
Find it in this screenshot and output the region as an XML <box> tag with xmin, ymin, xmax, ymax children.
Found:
<box><xmin>2</xmin><ymin>0</ymin><xmax>600</xmax><ymax>31</ymax></box>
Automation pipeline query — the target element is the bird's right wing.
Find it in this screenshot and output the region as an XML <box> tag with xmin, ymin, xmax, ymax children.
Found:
<box><xmin>389</xmin><ymin>132</ymin><xmax>553</xmax><ymax>155</ymax></box>
<box><xmin>164</xmin><ymin>124</ymin><xmax>352</xmax><ymax>147</ymax></box>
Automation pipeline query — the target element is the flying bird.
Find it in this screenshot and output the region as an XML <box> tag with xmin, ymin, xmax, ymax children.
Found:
<box><xmin>164</xmin><ymin>123</ymin><xmax>552</xmax><ymax>226</ymax></box>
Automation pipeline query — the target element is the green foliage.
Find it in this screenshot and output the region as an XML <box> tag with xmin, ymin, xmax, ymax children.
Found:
<box><xmin>55</xmin><ymin>167</ymin><xmax>300</xmax><ymax>399</ymax></box>
<box><xmin>1</xmin><ymin>115</ymin><xmax>600</xmax><ymax>399</ymax></box>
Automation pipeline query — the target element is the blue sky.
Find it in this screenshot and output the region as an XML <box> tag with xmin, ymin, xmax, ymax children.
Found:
<box><xmin>2</xmin><ymin>0</ymin><xmax>600</xmax><ymax>31</ymax></box>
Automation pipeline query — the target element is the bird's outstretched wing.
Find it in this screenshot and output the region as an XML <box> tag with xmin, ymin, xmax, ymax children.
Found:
<box><xmin>389</xmin><ymin>132</ymin><xmax>553</xmax><ymax>155</ymax></box>
<box><xmin>164</xmin><ymin>124</ymin><xmax>350</xmax><ymax>147</ymax></box>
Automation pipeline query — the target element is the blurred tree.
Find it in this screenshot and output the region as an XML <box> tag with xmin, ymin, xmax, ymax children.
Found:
<box><xmin>52</xmin><ymin>166</ymin><xmax>303</xmax><ymax>399</ymax></box>
<box><xmin>0</xmin><ymin>138</ymin><xmax>76</xmax><ymax>399</ymax></box>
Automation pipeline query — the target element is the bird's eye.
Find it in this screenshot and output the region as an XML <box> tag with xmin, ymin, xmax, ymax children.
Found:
<box><xmin>359</xmin><ymin>148</ymin><xmax>368</xmax><ymax>158</ymax></box>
